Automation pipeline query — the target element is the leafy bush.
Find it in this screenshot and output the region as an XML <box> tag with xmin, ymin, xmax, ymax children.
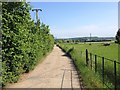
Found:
<box><xmin>2</xmin><ymin>2</ymin><xmax>54</xmax><ymax>86</ymax></box>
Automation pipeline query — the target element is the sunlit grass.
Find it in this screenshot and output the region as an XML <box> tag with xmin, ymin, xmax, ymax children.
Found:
<box><xmin>59</xmin><ymin>43</ymin><xmax>119</xmax><ymax>88</ymax></box>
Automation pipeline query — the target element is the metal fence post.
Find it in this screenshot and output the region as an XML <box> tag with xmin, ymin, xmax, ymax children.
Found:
<box><xmin>114</xmin><ymin>60</ymin><xmax>117</xmax><ymax>90</ymax></box>
<box><xmin>95</xmin><ymin>55</ymin><xmax>97</xmax><ymax>73</ymax></box>
<box><xmin>86</xmin><ymin>49</ymin><xmax>89</xmax><ymax>66</ymax></box>
<box><xmin>102</xmin><ymin>57</ymin><xmax>104</xmax><ymax>85</ymax></box>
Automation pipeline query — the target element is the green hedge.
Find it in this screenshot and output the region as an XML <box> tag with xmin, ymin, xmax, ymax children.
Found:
<box><xmin>2</xmin><ymin>2</ymin><xmax>54</xmax><ymax>86</ymax></box>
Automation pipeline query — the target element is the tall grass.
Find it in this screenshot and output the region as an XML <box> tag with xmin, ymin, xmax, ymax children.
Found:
<box><xmin>59</xmin><ymin>43</ymin><xmax>119</xmax><ymax>88</ymax></box>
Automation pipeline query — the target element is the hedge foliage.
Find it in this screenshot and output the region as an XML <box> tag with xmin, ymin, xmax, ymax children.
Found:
<box><xmin>2</xmin><ymin>2</ymin><xmax>54</xmax><ymax>86</ymax></box>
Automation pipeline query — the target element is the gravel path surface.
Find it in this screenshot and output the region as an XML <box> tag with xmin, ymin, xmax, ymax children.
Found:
<box><xmin>5</xmin><ymin>45</ymin><xmax>81</xmax><ymax>89</ymax></box>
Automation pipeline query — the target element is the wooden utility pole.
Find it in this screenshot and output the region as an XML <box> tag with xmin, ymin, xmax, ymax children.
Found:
<box><xmin>32</xmin><ymin>9</ymin><xmax>42</xmax><ymax>22</ymax></box>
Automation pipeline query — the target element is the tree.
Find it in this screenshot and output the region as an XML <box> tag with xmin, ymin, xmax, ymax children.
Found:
<box><xmin>2</xmin><ymin>2</ymin><xmax>33</xmax><ymax>85</ymax></box>
<box><xmin>116</xmin><ymin>29</ymin><xmax>120</xmax><ymax>44</ymax></box>
<box><xmin>2</xmin><ymin>2</ymin><xmax>54</xmax><ymax>86</ymax></box>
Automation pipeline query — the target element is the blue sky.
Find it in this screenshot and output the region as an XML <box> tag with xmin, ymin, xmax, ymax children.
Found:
<box><xmin>29</xmin><ymin>2</ymin><xmax>118</xmax><ymax>38</ymax></box>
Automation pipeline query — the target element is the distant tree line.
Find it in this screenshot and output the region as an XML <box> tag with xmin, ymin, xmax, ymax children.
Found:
<box><xmin>55</xmin><ymin>37</ymin><xmax>114</xmax><ymax>44</ymax></box>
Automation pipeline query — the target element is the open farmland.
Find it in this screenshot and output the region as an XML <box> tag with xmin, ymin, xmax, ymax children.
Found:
<box><xmin>61</xmin><ymin>43</ymin><xmax>118</xmax><ymax>61</ymax></box>
<box><xmin>59</xmin><ymin>43</ymin><xmax>120</xmax><ymax>88</ymax></box>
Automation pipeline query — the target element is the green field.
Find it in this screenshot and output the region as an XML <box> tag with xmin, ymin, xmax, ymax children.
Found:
<box><xmin>61</xmin><ymin>43</ymin><xmax>118</xmax><ymax>60</ymax></box>
<box><xmin>59</xmin><ymin>43</ymin><xmax>119</xmax><ymax>88</ymax></box>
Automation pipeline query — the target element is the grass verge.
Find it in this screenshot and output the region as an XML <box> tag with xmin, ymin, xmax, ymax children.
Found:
<box><xmin>58</xmin><ymin>43</ymin><xmax>115</xmax><ymax>88</ymax></box>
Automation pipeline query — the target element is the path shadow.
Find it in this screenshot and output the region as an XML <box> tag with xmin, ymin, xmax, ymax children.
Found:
<box><xmin>62</xmin><ymin>47</ymin><xmax>74</xmax><ymax>58</ymax></box>
<box><xmin>57</xmin><ymin>46</ymin><xmax>84</xmax><ymax>89</ymax></box>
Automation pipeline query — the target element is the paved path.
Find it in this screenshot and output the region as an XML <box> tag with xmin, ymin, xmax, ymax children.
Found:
<box><xmin>5</xmin><ymin>45</ymin><xmax>81</xmax><ymax>89</ymax></box>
